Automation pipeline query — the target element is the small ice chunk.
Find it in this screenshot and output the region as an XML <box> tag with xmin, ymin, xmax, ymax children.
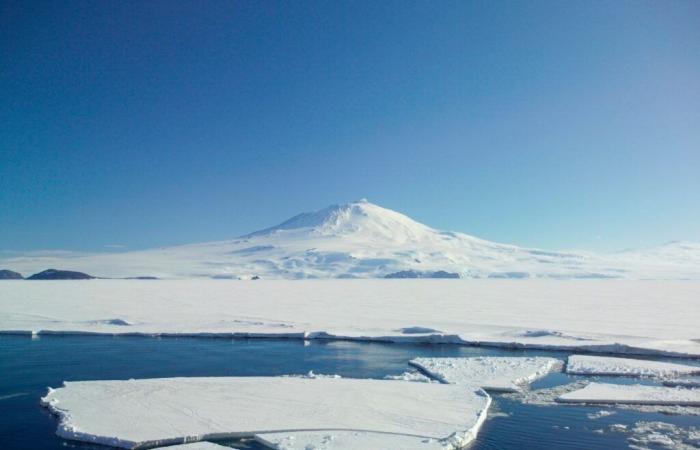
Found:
<box><xmin>384</xmin><ymin>371</ymin><xmax>434</xmax><ymax>383</ymax></box>
<box><xmin>567</xmin><ymin>355</ymin><xmax>700</xmax><ymax>378</ymax></box>
<box><xmin>587</xmin><ymin>410</ymin><xmax>616</xmax><ymax>419</ymax></box>
<box><xmin>557</xmin><ymin>382</ymin><xmax>700</xmax><ymax>406</ymax></box>
<box><xmin>410</xmin><ymin>356</ymin><xmax>562</xmax><ymax>392</ymax></box>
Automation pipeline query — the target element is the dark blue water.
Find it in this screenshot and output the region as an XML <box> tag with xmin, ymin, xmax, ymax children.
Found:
<box><xmin>1</xmin><ymin>335</ymin><xmax>698</xmax><ymax>450</ymax></box>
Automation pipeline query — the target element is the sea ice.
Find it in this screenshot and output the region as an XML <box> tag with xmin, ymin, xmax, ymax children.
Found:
<box><xmin>255</xmin><ymin>431</ymin><xmax>448</xmax><ymax>450</ymax></box>
<box><xmin>42</xmin><ymin>376</ymin><xmax>491</xmax><ymax>450</ymax></box>
<box><xmin>3</xmin><ymin>279</ymin><xmax>700</xmax><ymax>358</ymax></box>
<box><xmin>610</xmin><ymin>421</ymin><xmax>700</xmax><ymax>450</ymax></box>
<box><xmin>557</xmin><ymin>382</ymin><xmax>700</xmax><ymax>406</ymax></box>
<box><xmin>566</xmin><ymin>355</ymin><xmax>700</xmax><ymax>378</ymax></box>
<box><xmin>157</xmin><ymin>443</ymin><xmax>233</xmax><ymax>450</ymax></box>
<box><xmin>410</xmin><ymin>356</ymin><xmax>562</xmax><ymax>392</ymax></box>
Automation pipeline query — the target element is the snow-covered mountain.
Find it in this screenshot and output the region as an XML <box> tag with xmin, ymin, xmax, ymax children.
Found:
<box><xmin>2</xmin><ymin>199</ymin><xmax>699</xmax><ymax>280</ymax></box>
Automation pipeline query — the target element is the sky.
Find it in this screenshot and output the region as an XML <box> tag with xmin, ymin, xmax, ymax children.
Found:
<box><xmin>1</xmin><ymin>1</ymin><xmax>699</xmax><ymax>253</ymax></box>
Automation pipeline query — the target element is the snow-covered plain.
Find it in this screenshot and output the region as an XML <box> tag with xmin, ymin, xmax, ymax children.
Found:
<box><xmin>557</xmin><ymin>383</ymin><xmax>700</xmax><ymax>406</ymax></box>
<box><xmin>2</xmin><ymin>279</ymin><xmax>700</xmax><ymax>358</ymax></box>
<box><xmin>2</xmin><ymin>200</ymin><xmax>699</xmax><ymax>280</ymax></box>
<box><xmin>42</xmin><ymin>377</ymin><xmax>491</xmax><ymax>450</ymax></box>
<box><xmin>409</xmin><ymin>356</ymin><xmax>562</xmax><ymax>391</ymax></box>
<box><xmin>566</xmin><ymin>355</ymin><xmax>700</xmax><ymax>378</ymax></box>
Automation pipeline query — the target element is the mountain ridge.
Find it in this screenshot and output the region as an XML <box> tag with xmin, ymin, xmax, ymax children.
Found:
<box><xmin>1</xmin><ymin>200</ymin><xmax>699</xmax><ymax>280</ymax></box>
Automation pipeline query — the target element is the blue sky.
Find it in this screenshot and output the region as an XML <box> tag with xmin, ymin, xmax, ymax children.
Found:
<box><xmin>2</xmin><ymin>1</ymin><xmax>699</xmax><ymax>253</ymax></box>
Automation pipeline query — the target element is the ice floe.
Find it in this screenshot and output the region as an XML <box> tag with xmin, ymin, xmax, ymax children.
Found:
<box><xmin>410</xmin><ymin>356</ymin><xmax>562</xmax><ymax>392</ymax></box>
<box><xmin>566</xmin><ymin>355</ymin><xmax>700</xmax><ymax>378</ymax></box>
<box><xmin>158</xmin><ymin>443</ymin><xmax>233</xmax><ymax>450</ymax></box>
<box><xmin>42</xmin><ymin>376</ymin><xmax>491</xmax><ymax>449</ymax></box>
<box><xmin>586</xmin><ymin>410</ymin><xmax>616</xmax><ymax>419</ymax></box>
<box><xmin>255</xmin><ymin>431</ymin><xmax>448</xmax><ymax>450</ymax></box>
<box><xmin>557</xmin><ymin>382</ymin><xmax>700</xmax><ymax>406</ymax></box>
<box><xmin>609</xmin><ymin>421</ymin><xmax>700</xmax><ymax>450</ymax></box>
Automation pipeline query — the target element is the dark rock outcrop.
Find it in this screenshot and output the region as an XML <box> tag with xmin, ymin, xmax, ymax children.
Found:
<box><xmin>384</xmin><ymin>270</ymin><xmax>460</xmax><ymax>279</ymax></box>
<box><xmin>27</xmin><ymin>269</ymin><xmax>94</xmax><ymax>280</ymax></box>
<box><xmin>0</xmin><ymin>269</ymin><xmax>23</xmax><ymax>280</ymax></box>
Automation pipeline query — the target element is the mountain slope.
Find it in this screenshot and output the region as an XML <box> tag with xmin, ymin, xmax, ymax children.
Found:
<box><xmin>1</xmin><ymin>200</ymin><xmax>699</xmax><ymax>280</ymax></box>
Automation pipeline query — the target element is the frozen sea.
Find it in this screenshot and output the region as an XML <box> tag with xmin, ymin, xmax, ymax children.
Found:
<box><xmin>1</xmin><ymin>335</ymin><xmax>699</xmax><ymax>450</ymax></box>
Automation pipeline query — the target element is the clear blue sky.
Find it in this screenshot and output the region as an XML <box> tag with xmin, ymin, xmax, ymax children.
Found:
<box><xmin>2</xmin><ymin>1</ymin><xmax>699</xmax><ymax>253</ymax></box>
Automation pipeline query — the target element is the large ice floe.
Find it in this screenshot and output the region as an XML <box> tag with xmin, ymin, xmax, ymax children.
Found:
<box><xmin>410</xmin><ymin>356</ymin><xmax>562</xmax><ymax>392</ymax></box>
<box><xmin>42</xmin><ymin>376</ymin><xmax>491</xmax><ymax>450</ymax></box>
<box><xmin>161</xmin><ymin>443</ymin><xmax>232</xmax><ymax>450</ymax></box>
<box><xmin>3</xmin><ymin>279</ymin><xmax>700</xmax><ymax>358</ymax></box>
<box><xmin>557</xmin><ymin>382</ymin><xmax>700</xmax><ymax>406</ymax></box>
<box><xmin>255</xmin><ymin>431</ymin><xmax>450</xmax><ymax>450</ymax></box>
<box><xmin>566</xmin><ymin>355</ymin><xmax>700</xmax><ymax>378</ymax></box>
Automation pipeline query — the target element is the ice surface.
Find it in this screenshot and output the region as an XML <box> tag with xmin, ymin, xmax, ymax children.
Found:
<box><xmin>566</xmin><ymin>355</ymin><xmax>700</xmax><ymax>377</ymax></box>
<box><xmin>2</xmin><ymin>201</ymin><xmax>699</xmax><ymax>280</ymax></box>
<box><xmin>2</xmin><ymin>279</ymin><xmax>700</xmax><ymax>358</ymax></box>
<box><xmin>609</xmin><ymin>421</ymin><xmax>700</xmax><ymax>450</ymax></box>
<box><xmin>158</xmin><ymin>443</ymin><xmax>232</xmax><ymax>450</ymax></box>
<box><xmin>410</xmin><ymin>356</ymin><xmax>562</xmax><ymax>392</ymax></box>
<box><xmin>42</xmin><ymin>376</ymin><xmax>491</xmax><ymax>449</ymax></box>
<box><xmin>255</xmin><ymin>431</ymin><xmax>448</xmax><ymax>450</ymax></box>
<box><xmin>557</xmin><ymin>382</ymin><xmax>700</xmax><ymax>406</ymax></box>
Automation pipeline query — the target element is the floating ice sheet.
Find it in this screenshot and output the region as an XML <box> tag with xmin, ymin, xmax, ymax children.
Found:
<box><xmin>42</xmin><ymin>376</ymin><xmax>491</xmax><ymax>450</ymax></box>
<box><xmin>566</xmin><ymin>355</ymin><xmax>700</xmax><ymax>378</ymax></box>
<box><xmin>157</xmin><ymin>443</ymin><xmax>233</xmax><ymax>450</ymax></box>
<box><xmin>410</xmin><ymin>356</ymin><xmax>562</xmax><ymax>392</ymax></box>
<box><xmin>557</xmin><ymin>382</ymin><xmax>700</xmax><ymax>406</ymax></box>
<box><xmin>255</xmin><ymin>431</ymin><xmax>449</xmax><ymax>450</ymax></box>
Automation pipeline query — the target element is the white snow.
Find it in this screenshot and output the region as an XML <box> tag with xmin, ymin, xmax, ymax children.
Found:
<box><xmin>2</xmin><ymin>200</ymin><xmax>699</xmax><ymax>280</ymax></box>
<box><xmin>556</xmin><ymin>382</ymin><xmax>700</xmax><ymax>406</ymax></box>
<box><xmin>409</xmin><ymin>356</ymin><xmax>562</xmax><ymax>392</ymax></box>
<box><xmin>157</xmin><ymin>443</ymin><xmax>232</xmax><ymax>450</ymax></box>
<box><xmin>613</xmin><ymin>421</ymin><xmax>700</xmax><ymax>450</ymax></box>
<box><xmin>255</xmin><ymin>431</ymin><xmax>448</xmax><ymax>450</ymax></box>
<box><xmin>566</xmin><ymin>355</ymin><xmax>700</xmax><ymax>378</ymax></box>
<box><xmin>42</xmin><ymin>376</ymin><xmax>491</xmax><ymax>450</ymax></box>
<box><xmin>2</xmin><ymin>279</ymin><xmax>700</xmax><ymax>358</ymax></box>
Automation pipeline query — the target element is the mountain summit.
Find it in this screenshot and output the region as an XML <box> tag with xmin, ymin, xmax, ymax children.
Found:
<box><xmin>247</xmin><ymin>199</ymin><xmax>434</xmax><ymax>243</ymax></box>
<box><xmin>1</xmin><ymin>201</ymin><xmax>699</xmax><ymax>280</ymax></box>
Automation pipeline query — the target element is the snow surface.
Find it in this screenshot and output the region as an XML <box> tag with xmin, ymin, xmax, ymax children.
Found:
<box><xmin>409</xmin><ymin>356</ymin><xmax>562</xmax><ymax>392</ymax></box>
<box><xmin>157</xmin><ymin>443</ymin><xmax>232</xmax><ymax>450</ymax></box>
<box><xmin>620</xmin><ymin>421</ymin><xmax>700</xmax><ymax>450</ymax></box>
<box><xmin>2</xmin><ymin>200</ymin><xmax>699</xmax><ymax>279</ymax></box>
<box><xmin>42</xmin><ymin>377</ymin><xmax>490</xmax><ymax>450</ymax></box>
<box><xmin>566</xmin><ymin>355</ymin><xmax>700</xmax><ymax>378</ymax></box>
<box><xmin>557</xmin><ymin>382</ymin><xmax>700</xmax><ymax>406</ymax></box>
<box><xmin>2</xmin><ymin>279</ymin><xmax>700</xmax><ymax>358</ymax></box>
<box><xmin>255</xmin><ymin>431</ymin><xmax>449</xmax><ymax>450</ymax></box>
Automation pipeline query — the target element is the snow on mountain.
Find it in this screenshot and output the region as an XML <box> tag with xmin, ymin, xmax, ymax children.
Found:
<box><xmin>2</xmin><ymin>199</ymin><xmax>699</xmax><ymax>279</ymax></box>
